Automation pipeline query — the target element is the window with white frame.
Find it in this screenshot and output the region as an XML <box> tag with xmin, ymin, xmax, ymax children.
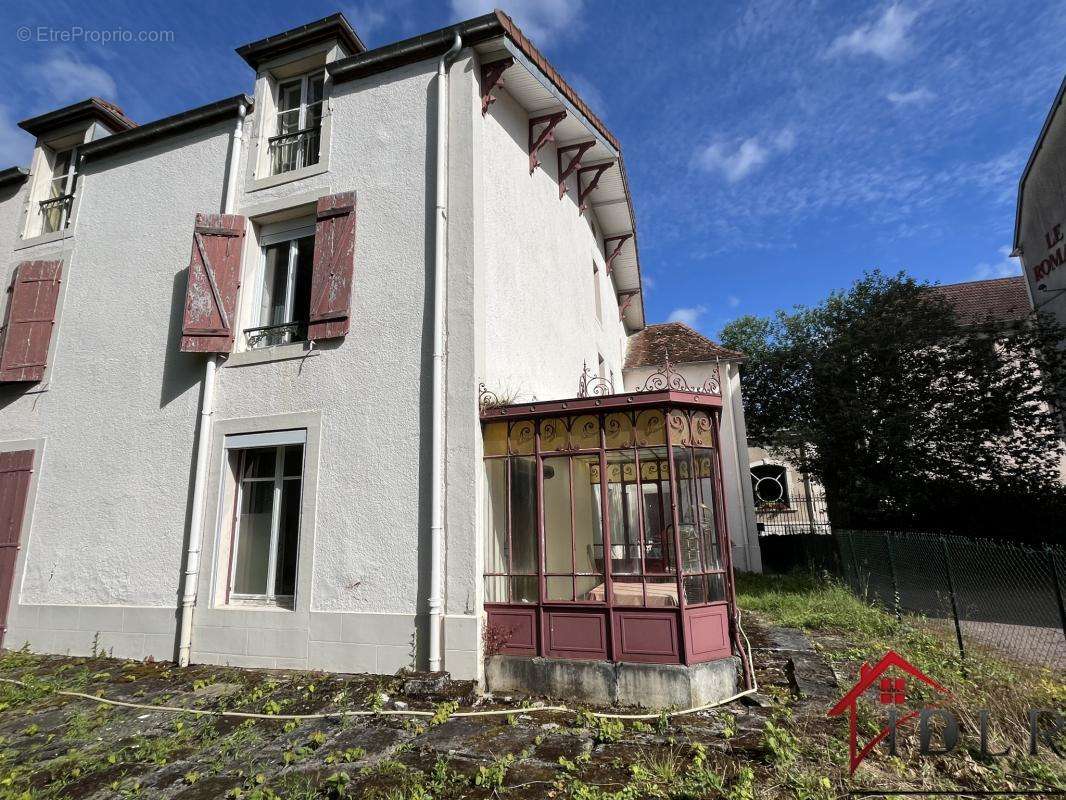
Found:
<box><xmin>269</xmin><ymin>71</ymin><xmax>325</xmax><ymax>176</ymax></box>
<box><xmin>246</xmin><ymin>223</ymin><xmax>316</xmax><ymax>349</ymax></box>
<box><xmin>40</xmin><ymin>146</ymin><xmax>78</xmax><ymax>235</ymax></box>
<box><xmin>223</xmin><ymin>430</ymin><xmax>305</xmax><ymax>608</ymax></box>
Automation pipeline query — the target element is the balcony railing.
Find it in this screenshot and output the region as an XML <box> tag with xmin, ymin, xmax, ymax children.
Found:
<box><xmin>267</xmin><ymin>126</ymin><xmax>321</xmax><ymax>176</ymax></box>
<box><xmin>39</xmin><ymin>194</ymin><xmax>74</xmax><ymax>234</ymax></box>
<box><xmin>244</xmin><ymin>321</ymin><xmax>307</xmax><ymax>350</ymax></box>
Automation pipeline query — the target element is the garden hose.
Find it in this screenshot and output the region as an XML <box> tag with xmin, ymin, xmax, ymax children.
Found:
<box><xmin>0</xmin><ymin>614</ymin><xmax>758</xmax><ymax>723</ymax></box>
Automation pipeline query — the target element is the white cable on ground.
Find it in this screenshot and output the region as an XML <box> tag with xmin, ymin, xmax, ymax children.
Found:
<box><xmin>0</xmin><ymin>614</ymin><xmax>759</xmax><ymax>724</ymax></box>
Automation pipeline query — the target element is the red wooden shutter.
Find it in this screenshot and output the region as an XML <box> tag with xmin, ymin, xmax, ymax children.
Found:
<box><xmin>309</xmin><ymin>192</ymin><xmax>357</xmax><ymax>340</ymax></box>
<box><xmin>0</xmin><ymin>450</ymin><xmax>33</xmax><ymax>647</ymax></box>
<box><xmin>0</xmin><ymin>260</ymin><xmax>62</xmax><ymax>383</ymax></box>
<box><xmin>180</xmin><ymin>213</ymin><xmax>246</xmax><ymax>353</ymax></box>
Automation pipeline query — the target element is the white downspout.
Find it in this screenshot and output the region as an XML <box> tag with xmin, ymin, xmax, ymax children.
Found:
<box><xmin>429</xmin><ymin>32</ymin><xmax>462</xmax><ymax>673</ymax></box>
<box><xmin>178</xmin><ymin>102</ymin><xmax>246</xmax><ymax>667</ymax></box>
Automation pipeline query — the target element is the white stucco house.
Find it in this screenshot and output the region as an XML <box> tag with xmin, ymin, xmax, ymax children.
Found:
<box><xmin>0</xmin><ymin>11</ymin><xmax>758</xmax><ymax>700</ymax></box>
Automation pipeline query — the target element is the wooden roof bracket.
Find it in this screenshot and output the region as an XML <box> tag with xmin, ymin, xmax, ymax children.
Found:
<box><xmin>557</xmin><ymin>140</ymin><xmax>596</xmax><ymax>199</ymax></box>
<box><xmin>578</xmin><ymin>162</ymin><xmax>612</xmax><ymax>213</ymax></box>
<box><xmin>617</xmin><ymin>289</ymin><xmax>640</xmax><ymax>320</ymax></box>
<box><xmin>529</xmin><ymin>111</ymin><xmax>566</xmax><ymax>174</ymax></box>
<box><xmin>603</xmin><ymin>233</ymin><xmax>632</xmax><ymax>276</ymax></box>
<box><xmin>480</xmin><ymin>57</ymin><xmax>514</xmax><ymax>115</ymax></box>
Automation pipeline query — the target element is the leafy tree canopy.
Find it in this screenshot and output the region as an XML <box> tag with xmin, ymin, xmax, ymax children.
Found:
<box><xmin>720</xmin><ymin>271</ymin><xmax>1066</xmax><ymax>540</ymax></box>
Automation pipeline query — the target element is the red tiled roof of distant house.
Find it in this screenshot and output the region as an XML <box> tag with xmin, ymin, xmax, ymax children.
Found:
<box><xmin>625</xmin><ymin>322</ymin><xmax>745</xmax><ymax>369</ymax></box>
<box><xmin>925</xmin><ymin>276</ymin><xmax>1031</xmax><ymax>328</ymax></box>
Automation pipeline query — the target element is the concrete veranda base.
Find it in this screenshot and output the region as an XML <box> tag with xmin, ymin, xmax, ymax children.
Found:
<box><xmin>485</xmin><ymin>655</ymin><xmax>741</xmax><ymax>709</ymax></box>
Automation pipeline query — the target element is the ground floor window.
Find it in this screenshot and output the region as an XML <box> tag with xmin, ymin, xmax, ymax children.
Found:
<box><xmin>221</xmin><ymin>430</ymin><xmax>305</xmax><ymax>608</ymax></box>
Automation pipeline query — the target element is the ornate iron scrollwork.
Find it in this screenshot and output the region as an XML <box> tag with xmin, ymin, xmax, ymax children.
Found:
<box><xmin>632</xmin><ymin>353</ymin><xmax>721</xmax><ymax>396</ymax></box>
<box><xmin>577</xmin><ymin>360</ymin><xmax>614</xmax><ymax>397</ymax></box>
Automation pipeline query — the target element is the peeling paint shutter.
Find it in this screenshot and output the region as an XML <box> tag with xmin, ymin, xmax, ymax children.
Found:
<box><xmin>0</xmin><ymin>449</ymin><xmax>33</xmax><ymax>647</ymax></box>
<box><xmin>180</xmin><ymin>213</ymin><xmax>246</xmax><ymax>353</ymax></box>
<box><xmin>309</xmin><ymin>192</ymin><xmax>357</xmax><ymax>340</ymax></box>
<box><xmin>0</xmin><ymin>260</ymin><xmax>62</xmax><ymax>383</ymax></box>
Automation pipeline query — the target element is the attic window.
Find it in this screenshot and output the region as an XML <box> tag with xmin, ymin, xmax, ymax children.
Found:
<box><xmin>269</xmin><ymin>71</ymin><xmax>325</xmax><ymax>176</ymax></box>
<box><xmin>40</xmin><ymin>146</ymin><xmax>78</xmax><ymax>234</ymax></box>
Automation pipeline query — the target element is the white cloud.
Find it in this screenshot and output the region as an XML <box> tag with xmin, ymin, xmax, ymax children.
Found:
<box><xmin>642</xmin><ymin>272</ymin><xmax>656</xmax><ymax>292</ymax></box>
<box><xmin>887</xmin><ymin>87</ymin><xmax>935</xmax><ymax>106</ymax></box>
<box><xmin>35</xmin><ymin>52</ymin><xmax>118</xmax><ymax>104</ymax></box>
<box><xmin>827</xmin><ymin>4</ymin><xmax>918</xmax><ymax>61</ymax></box>
<box><xmin>0</xmin><ymin>106</ymin><xmax>30</xmax><ymax>168</ymax></box>
<box><xmin>450</xmin><ymin>0</ymin><xmax>583</xmax><ymax>45</ymax></box>
<box><xmin>568</xmin><ymin>73</ymin><xmax>607</xmax><ymax>118</ymax></box>
<box><xmin>973</xmin><ymin>245</ymin><xmax>1022</xmax><ymax>280</ymax></box>
<box><xmin>727</xmin><ymin>295</ymin><xmax>741</xmax><ymax>308</ymax></box>
<box><xmin>695</xmin><ymin>128</ymin><xmax>795</xmax><ymax>183</ymax></box>
<box><xmin>667</xmin><ymin>305</ymin><xmax>707</xmax><ymax>327</ymax></box>
<box><xmin>343</xmin><ymin>3</ymin><xmax>389</xmax><ymax>41</ymax></box>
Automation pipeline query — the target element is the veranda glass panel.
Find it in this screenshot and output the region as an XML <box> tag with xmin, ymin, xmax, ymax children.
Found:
<box><xmin>638</xmin><ymin>448</ymin><xmax>673</xmax><ymax>573</ymax></box>
<box><xmin>483</xmin><ymin>459</ymin><xmax>508</xmax><ymax>602</ymax></box>
<box><xmin>573</xmin><ymin>455</ymin><xmax>602</xmax><ymax>576</ymax></box>
<box><xmin>606</xmin><ymin>451</ymin><xmax>641</xmax><ymax>574</ymax></box>
<box><xmin>543</xmin><ymin>456</ymin><xmax>572</xmax><ymax>574</ymax></box>
<box><xmin>673</xmin><ymin>449</ymin><xmax>702</xmax><ymax>573</ymax></box>
<box><xmin>645</xmin><ymin>576</ymin><xmax>680</xmax><ymax>608</ymax></box>
<box><xmin>694</xmin><ymin>448</ymin><xmax>721</xmax><ymax>571</ymax></box>
<box><xmin>510</xmin><ymin>457</ymin><xmax>538</xmax><ymax>575</ymax></box>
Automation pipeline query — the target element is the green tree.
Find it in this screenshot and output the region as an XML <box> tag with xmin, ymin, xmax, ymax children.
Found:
<box><xmin>720</xmin><ymin>271</ymin><xmax>1066</xmax><ymax>539</ymax></box>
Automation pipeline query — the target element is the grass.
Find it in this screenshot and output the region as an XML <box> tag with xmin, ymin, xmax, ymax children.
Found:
<box><xmin>736</xmin><ymin>570</ymin><xmax>1066</xmax><ymax>794</ymax></box>
<box><xmin>0</xmin><ymin>576</ymin><xmax>1060</xmax><ymax>799</ymax></box>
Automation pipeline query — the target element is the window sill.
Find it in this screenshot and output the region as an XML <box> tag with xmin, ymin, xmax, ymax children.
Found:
<box><xmin>15</xmin><ymin>227</ymin><xmax>74</xmax><ymax>251</ymax></box>
<box><xmin>224</xmin><ymin>596</ymin><xmax>295</xmax><ymax>611</ymax></box>
<box><xmin>226</xmin><ymin>342</ymin><xmax>319</xmax><ymax>367</ymax></box>
<box><xmin>248</xmin><ymin>162</ymin><xmax>328</xmax><ymax>192</ymax></box>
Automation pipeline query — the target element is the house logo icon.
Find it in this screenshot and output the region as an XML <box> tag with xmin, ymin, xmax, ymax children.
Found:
<box><xmin>827</xmin><ymin>651</ymin><xmax>951</xmax><ymax>774</ymax></box>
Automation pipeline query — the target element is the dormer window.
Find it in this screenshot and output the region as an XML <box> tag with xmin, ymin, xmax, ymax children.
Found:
<box><xmin>18</xmin><ymin>97</ymin><xmax>135</xmax><ymax>241</ymax></box>
<box><xmin>269</xmin><ymin>71</ymin><xmax>324</xmax><ymax>176</ymax></box>
<box><xmin>41</xmin><ymin>146</ymin><xmax>78</xmax><ymax>234</ymax></box>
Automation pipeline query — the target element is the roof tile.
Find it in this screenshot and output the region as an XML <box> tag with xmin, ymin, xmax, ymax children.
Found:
<box><xmin>625</xmin><ymin>322</ymin><xmax>744</xmax><ymax>369</ymax></box>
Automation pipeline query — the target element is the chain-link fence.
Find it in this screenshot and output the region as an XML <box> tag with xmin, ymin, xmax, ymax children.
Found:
<box><xmin>835</xmin><ymin>529</ymin><xmax>1066</xmax><ymax>671</ymax></box>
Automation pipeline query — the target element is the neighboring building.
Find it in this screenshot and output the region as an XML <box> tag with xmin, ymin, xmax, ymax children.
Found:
<box><xmin>1015</xmin><ymin>75</ymin><xmax>1066</xmax><ymax>326</ymax></box>
<box><xmin>0</xmin><ymin>12</ymin><xmax>745</xmax><ymax>703</ymax></box>
<box><xmin>926</xmin><ymin>275</ymin><xmax>1031</xmax><ymax>329</ymax></box>
<box><xmin>622</xmin><ymin>322</ymin><xmax>762</xmax><ymax>572</ymax></box>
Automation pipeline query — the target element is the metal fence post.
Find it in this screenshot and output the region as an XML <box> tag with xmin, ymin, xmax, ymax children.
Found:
<box><xmin>940</xmin><ymin>537</ymin><xmax>966</xmax><ymax>663</ymax></box>
<box><xmin>850</xmin><ymin>532</ymin><xmax>865</xmax><ymax>596</ymax></box>
<box><xmin>1049</xmin><ymin>550</ymin><xmax>1066</xmax><ymax>648</ymax></box>
<box><xmin>885</xmin><ymin>532</ymin><xmax>901</xmax><ymax>623</ymax></box>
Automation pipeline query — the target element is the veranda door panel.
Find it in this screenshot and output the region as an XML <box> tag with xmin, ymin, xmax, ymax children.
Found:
<box><xmin>486</xmin><ymin>607</ymin><xmax>538</xmax><ymax>656</ymax></box>
<box><xmin>683</xmin><ymin>604</ymin><xmax>731</xmax><ymax>663</ymax></box>
<box><xmin>0</xmin><ymin>450</ymin><xmax>33</xmax><ymax>647</ymax></box>
<box><xmin>543</xmin><ymin>609</ymin><xmax>608</xmax><ymax>660</ymax></box>
<box><xmin>614</xmin><ymin>610</ymin><xmax>680</xmax><ymax>663</ymax></box>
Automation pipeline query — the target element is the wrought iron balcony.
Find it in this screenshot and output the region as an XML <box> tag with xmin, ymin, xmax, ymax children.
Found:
<box><xmin>244</xmin><ymin>321</ymin><xmax>307</xmax><ymax>350</ymax></box>
<box><xmin>268</xmin><ymin>126</ymin><xmax>321</xmax><ymax>176</ymax></box>
<box><xmin>39</xmin><ymin>194</ymin><xmax>74</xmax><ymax>234</ymax></box>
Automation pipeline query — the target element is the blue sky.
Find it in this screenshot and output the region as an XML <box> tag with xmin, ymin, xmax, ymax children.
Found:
<box><xmin>1</xmin><ymin>0</ymin><xmax>1063</xmax><ymax>340</ymax></box>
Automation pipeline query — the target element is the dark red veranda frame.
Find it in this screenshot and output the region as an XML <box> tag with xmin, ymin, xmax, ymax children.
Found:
<box><xmin>481</xmin><ymin>389</ymin><xmax>740</xmax><ymax>666</ymax></box>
